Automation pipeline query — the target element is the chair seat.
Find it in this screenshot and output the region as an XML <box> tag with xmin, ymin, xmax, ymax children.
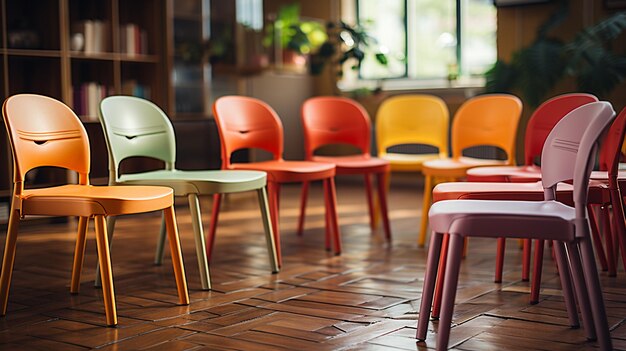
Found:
<box><xmin>433</xmin><ymin>180</ymin><xmax>609</xmax><ymax>205</ymax></box>
<box><xmin>118</xmin><ymin>169</ymin><xmax>267</xmax><ymax>195</ymax></box>
<box><xmin>466</xmin><ymin>165</ymin><xmax>541</xmax><ymax>182</ymax></box>
<box><xmin>21</xmin><ymin>184</ymin><xmax>173</xmax><ymax>217</ymax></box>
<box><xmin>422</xmin><ymin>157</ymin><xmax>509</xmax><ymax>178</ymax></box>
<box><xmin>311</xmin><ymin>155</ymin><xmax>390</xmax><ymax>175</ymax></box>
<box><xmin>429</xmin><ymin>199</ymin><xmax>575</xmax><ymax>241</ymax></box>
<box><xmin>379</xmin><ymin>152</ymin><xmax>441</xmax><ymax>172</ymax></box>
<box><xmin>230</xmin><ymin>160</ymin><xmax>335</xmax><ymax>183</ymax></box>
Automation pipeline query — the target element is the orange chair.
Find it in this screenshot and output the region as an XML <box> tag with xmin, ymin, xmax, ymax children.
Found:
<box><xmin>212</xmin><ymin>96</ymin><xmax>340</xmax><ymax>267</ymax></box>
<box><xmin>0</xmin><ymin>94</ymin><xmax>189</xmax><ymax>327</ymax></box>
<box><xmin>298</xmin><ymin>97</ymin><xmax>391</xmax><ymax>240</ymax></box>
<box><xmin>418</xmin><ymin>94</ymin><xmax>523</xmax><ymax>245</ymax></box>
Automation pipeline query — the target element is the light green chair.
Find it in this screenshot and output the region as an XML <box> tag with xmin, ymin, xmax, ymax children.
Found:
<box><xmin>97</xmin><ymin>95</ymin><xmax>278</xmax><ymax>290</ymax></box>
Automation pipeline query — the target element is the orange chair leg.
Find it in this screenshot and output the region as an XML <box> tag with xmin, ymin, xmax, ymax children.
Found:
<box><xmin>163</xmin><ymin>207</ymin><xmax>190</xmax><ymax>305</ymax></box>
<box><xmin>376</xmin><ymin>172</ymin><xmax>392</xmax><ymax>241</ymax></box>
<box><xmin>495</xmin><ymin>238</ymin><xmax>505</xmax><ymax>283</ymax></box>
<box><xmin>324</xmin><ymin>178</ymin><xmax>342</xmax><ymax>255</ymax></box>
<box><xmin>418</xmin><ymin>175</ymin><xmax>433</xmax><ymax>246</ymax></box>
<box><xmin>522</xmin><ymin>239</ymin><xmax>531</xmax><ymax>281</ymax></box>
<box><xmin>324</xmin><ymin>197</ymin><xmax>331</xmax><ymax>251</ymax></box>
<box><xmin>206</xmin><ymin>193</ymin><xmax>222</xmax><ymax>262</ymax></box>
<box><xmin>588</xmin><ymin>204</ymin><xmax>609</xmax><ymax>271</ymax></box>
<box><xmin>94</xmin><ymin>215</ymin><xmax>117</xmax><ymax>327</ymax></box>
<box><xmin>70</xmin><ymin>216</ymin><xmax>89</xmax><ymax>294</ymax></box>
<box><xmin>432</xmin><ymin>233</ymin><xmax>450</xmax><ymax>319</ymax></box>
<box><xmin>297</xmin><ymin>181</ymin><xmax>309</xmax><ymax>236</ymax></box>
<box><xmin>0</xmin><ymin>210</ymin><xmax>20</xmax><ymax>315</ymax></box>
<box><xmin>530</xmin><ymin>239</ymin><xmax>545</xmax><ymax>304</ymax></box>
<box><xmin>364</xmin><ymin>174</ymin><xmax>376</xmax><ymax>230</ymax></box>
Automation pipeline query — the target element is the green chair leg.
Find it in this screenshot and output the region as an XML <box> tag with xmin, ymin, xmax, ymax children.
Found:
<box><xmin>189</xmin><ymin>194</ymin><xmax>211</xmax><ymax>290</ymax></box>
<box><xmin>258</xmin><ymin>187</ymin><xmax>279</xmax><ymax>273</ymax></box>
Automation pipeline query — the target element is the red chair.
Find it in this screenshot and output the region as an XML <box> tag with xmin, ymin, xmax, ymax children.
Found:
<box><xmin>211</xmin><ymin>96</ymin><xmax>340</xmax><ymax>267</ymax></box>
<box><xmin>298</xmin><ymin>97</ymin><xmax>391</xmax><ymax>240</ymax></box>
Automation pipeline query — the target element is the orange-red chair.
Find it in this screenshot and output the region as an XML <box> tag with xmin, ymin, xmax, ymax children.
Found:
<box><xmin>0</xmin><ymin>94</ymin><xmax>188</xmax><ymax>327</ymax></box>
<box><xmin>211</xmin><ymin>96</ymin><xmax>340</xmax><ymax>267</ymax></box>
<box><xmin>298</xmin><ymin>97</ymin><xmax>391</xmax><ymax>240</ymax></box>
<box><xmin>419</xmin><ymin>94</ymin><xmax>523</xmax><ymax>245</ymax></box>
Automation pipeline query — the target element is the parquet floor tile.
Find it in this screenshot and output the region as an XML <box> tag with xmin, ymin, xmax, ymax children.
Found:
<box><xmin>0</xmin><ymin>181</ymin><xmax>623</xmax><ymax>350</ymax></box>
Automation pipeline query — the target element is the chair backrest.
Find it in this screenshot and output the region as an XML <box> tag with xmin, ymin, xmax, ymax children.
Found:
<box><xmin>212</xmin><ymin>96</ymin><xmax>284</xmax><ymax>167</ymax></box>
<box><xmin>451</xmin><ymin>94</ymin><xmax>522</xmax><ymax>164</ymax></box>
<box><xmin>541</xmin><ymin>102</ymin><xmax>615</xmax><ymax>214</ymax></box>
<box><xmin>524</xmin><ymin>93</ymin><xmax>598</xmax><ymax>166</ymax></box>
<box><xmin>599</xmin><ymin>107</ymin><xmax>626</xmax><ymax>175</ymax></box>
<box><xmin>2</xmin><ymin>94</ymin><xmax>90</xmax><ymax>189</ymax></box>
<box><xmin>376</xmin><ymin>94</ymin><xmax>449</xmax><ymax>158</ymax></box>
<box><xmin>301</xmin><ymin>96</ymin><xmax>371</xmax><ymax>159</ymax></box>
<box><xmin>99</xmin><ymin>96</ymin><xmax>176</xmax><ymax>181</ymax></box>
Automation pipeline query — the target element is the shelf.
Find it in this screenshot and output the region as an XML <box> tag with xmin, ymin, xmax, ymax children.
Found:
<box><xmin>6</xmin><ymin>49</ymin><xmax>62</xmax><ymax>58</ymax></box>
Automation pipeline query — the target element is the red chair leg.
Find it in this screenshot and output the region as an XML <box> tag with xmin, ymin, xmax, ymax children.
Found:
<box><xmin>610</xmin><ymin>187</ymin><xmax>626</xmax><ymax>270</ymax></box>
<box><xmin>376</xmin><ymin>172</ymin><xmax>392</xmax><ymax>241</ymax></box>
<box><xmin>588</xmin><ymin>204</ymin><xmax>609</xmax><ymax>271</ymax></box>
<box><xmin>297</xmin><ymin>181</ymin><xmax>309</xmax><ymax>236</ymax></box>
<box><xmin>522</xmin><ymin>239</ymin><xmax>531</xmax><ymax>281</ymax></box>
<box><xmin>601</xmin><ymin>205</ymin><xmax>616</xmax><ymax>276</ymax></box>
<box><xmin>206</xmin><ymin>193</ymin><xmax>222</xmax><ymax>262</ymax></box>
<box><xmin>364</xmin><ymin>174</ymin><xmax>376</xmax><ymax>230</ymax></box>
<box><xmin>530</xmin><ymin>239</ymin><xmax>545</xmax><ymax>304</ymax></box>
<box><xmin>495</xmin><ymin>238</ymin><xmax>506</xmax><ymax>283</ymax></box>
<box><xmin>432</xmin><ymin>233</ymin><xmax>450</xmax><ymax>319</ymax></box>
<box><xmin>324</xmin><ymin>178</ymin><xmax>342</xmax><ymax>255</ymax></box>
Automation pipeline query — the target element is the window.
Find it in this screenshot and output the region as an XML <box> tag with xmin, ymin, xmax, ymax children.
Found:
<box><xmin>355</xmin><ymin>0</ymin><xmax>496</xmax><ymax>82</ymax></box>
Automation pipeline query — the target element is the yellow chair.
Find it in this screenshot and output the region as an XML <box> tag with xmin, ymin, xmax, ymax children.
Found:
<box><xmin>376</xmin><ymin>94</ymin><xmax>449</xmax><ymax>172</ymax></box>
<box><xmin>0</xmin><ymin>94</ymin><xmax>189</xmax><ymax>327</ymax></box>
<box><xmin>418</xmin><ymin>94</ymin><xmax>522</xmax><ymax>246</ymax></box>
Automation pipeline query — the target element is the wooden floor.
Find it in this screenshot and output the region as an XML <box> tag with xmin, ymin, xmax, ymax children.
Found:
<box><xmin>0</xmin><ymin>181</ymin><xmax>625</xmax><ymax>350</ymax></box>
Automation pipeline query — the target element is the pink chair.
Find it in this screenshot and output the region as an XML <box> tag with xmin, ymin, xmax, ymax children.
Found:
<box><xmin>417</xmin><ymin>102</ymin><xmax>615</xmax><ymax>350</ymax></box>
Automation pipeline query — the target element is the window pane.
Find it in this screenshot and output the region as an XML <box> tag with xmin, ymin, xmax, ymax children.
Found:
<box><xmin>461</xmin><ymin>0</ymin><xmax>496</xmax><ymax>76</ymax></box>
<box><xmin>407</xmin><ymin>0</ymin><xmax>456</xmax><ymax>79</ymax></box>
<box><xmin>357</xmin><ymin>0</ymin><xmax>406</xmax><ymax>79</ymax></box>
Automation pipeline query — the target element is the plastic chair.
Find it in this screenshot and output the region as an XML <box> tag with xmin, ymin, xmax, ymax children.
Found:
<box><xmin>298</xmin><ymin>97</ymin><xmax>391</xmax><ymax>240</ymax></box>
<box><xmin>98</xmin><ymin>96</ymin><xmax>278</xmax><ymax>291</ymax></box>
<box><xmin>418</xmin><ymin>94</ymin><xmax>523</xmax><ymax>245</ymax></box>
<box><xmin>212</xmin><ymin>96</ymin><xmax>339</xmax><ymax>267</ymax></box>
<box><xmin>0</xmin><ymin>94</ymin><xmax>189</xmax><ymax>327</ymax></box>
<box><xmin>417</xmin><ymin>101</ymin><xmax>615</xmax><ymax>350</ymax></box>
<box><xmin>376</xmin><ymin>94</ymin><xmax>449</xmax><ymax>172</ymax></box>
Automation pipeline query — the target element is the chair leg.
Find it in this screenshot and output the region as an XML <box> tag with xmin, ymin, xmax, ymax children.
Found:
<box><xmin>437</xmin><ymin>234</ymin><xmax>465</xmax><ymax>350</ymax></box>
<box><xmin>495</xmin><ymin>238</ymin><xmax>506</xmax><ymax>283</ymax></box>
<box><xmin>530</xmin><ymin>239</ymin><xmax>545</xmax><ymax>304</ymax></box>
<box><xmin>257</xmin><ymin>187</ymin><xmax>279</xmax><ymax>272</ymax></box>
<box><xmin>0</xmin><ymin>210</ymin><xmax>20</xmax><ymax>315</ymax></box>
<box><xmin>163</xmin><ymin>206</ymin><xmax>190</xmax><ymax>306</ymax></box>
<box><xmin>364</xmin><ymin>174</ymin><xmax>376</xmax><ymax>230</ymax></box>
<box><xmin>376</xmin><ymin>172</ymin><xmax>392</xmax><ymax>241</ymax></box>
<box><xmin>578</xmin><ymin>236</ymin><xmax>612</xmax><ymax>350</ymax></box>
<box><xmin>432</xmin><ymin>233</ymin><xmax>450</xmax><ymax>319</ymax></box>
<box><xmin>94</xmin><ymin>215</ymin><xmax>117</xmax><ymax>327</ymax></box>
<box><xmin>567</xmin><ymin>242</ymin><xmax>597</xmax><ymax>341</ymax></box>
<box><xmin>324</xmin><ymin>178</ymin><xmax>342</xmax><ymax>255</ymax></box>
<box><xmin>189</xmin><ymin>194</ymin><xmax>211</xmax><ymax>291</ymax></box>
<box><xmin>416</xmin><ymin>232</ymin><xmax>444</xmax><ymax>341</ymax></box>
<box><xmin>522</xmin><ymin>239</ymin><xmax>531</xmax><ymax>281</ymax></box>
<box><xmin>609</xmin><ymin>187</ymin><xmax>626</xmax><ymax>271</ymax></box>
<box><xmin>267</xmin><ymin>182</ymin><xmax>282</xmax><ymax>267</ymax></box>
<box><xmin>154</xmin><ymin>214</ymin><xmax>167</xmax><ymax>265</ymax></box>
<box><xmin>600</xmin><ymin>205</ymin><xmax>616</xmax><ymax>277</ymax></box>
<box><xmin>553</xmin><ymin>242</ymin><xmax>580</xmax><ymax>328</ymax></box>
<box><xmin>588</xmin><ymin>205</ymin><xmax>609</xmax><ymax>271</ymax></box>
<box><xmin>297</xmin><ymin>181</ymin><xmax>309</xmax><ymax>236</ymax></box>
<box><xmin>206</xmin><ymin>193</ymin><xmax>222</xmax><ymax>262</ymax></box>
<box><xmin>419</xmin><ymin>175</ymin><xmax>433</xmax><ymax>246</ymax></box>
<box><xmin>71</xmin><ymin>216</ymin><xmax>89</xmax><ymax>293</ymax></box>
<box><xmin>95</xmin><ymin>216</ymin><xmax>117</xmax><ymax>288</ymax></box>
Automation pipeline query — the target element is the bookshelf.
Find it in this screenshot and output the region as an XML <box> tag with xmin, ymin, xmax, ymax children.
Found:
<box><xmin>0</xmin><ymin>0</ymin><xmax>171</xmax><ymax>223</ymax></box>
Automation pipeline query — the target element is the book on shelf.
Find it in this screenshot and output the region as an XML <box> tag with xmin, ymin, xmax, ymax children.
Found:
<box><xmin>120</xmin><ymin>24</ymin><xmax>148</xmax><ymax>56</ymax></box>
<box><xmin>71</xmin><ymin>20</ymin><xmax>110</xmax><ymax>53</ymax></box>
<box><xmin>72</xmin><ymin>82</ymin><xmax>112</xmax><ymax>121</ymax></box>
